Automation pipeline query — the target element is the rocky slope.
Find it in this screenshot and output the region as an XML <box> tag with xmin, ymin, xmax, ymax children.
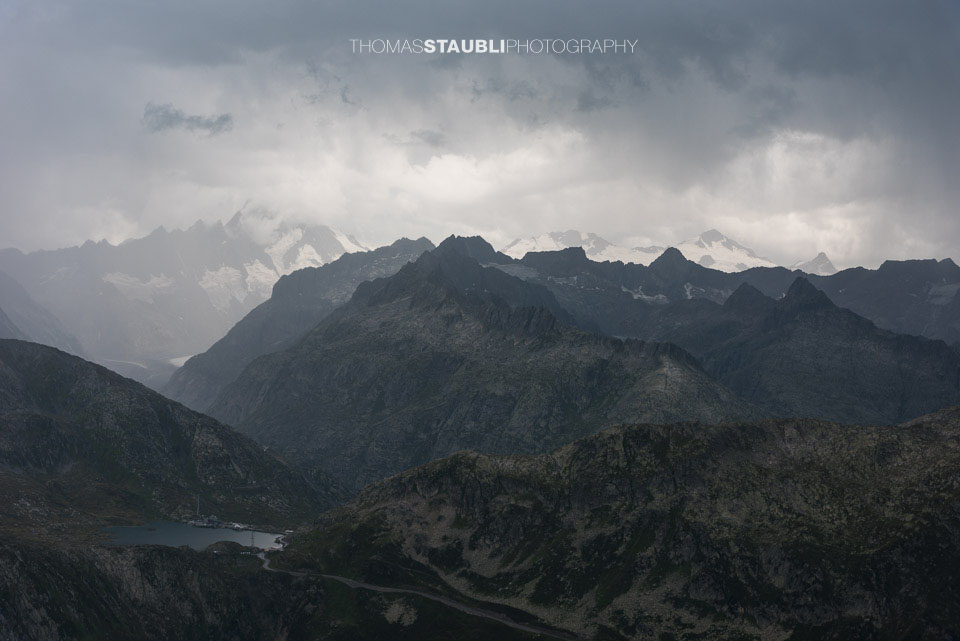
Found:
<box><xmin>209</xmin><ymin>237</ymin><xmax>754</xmax><ymax>492</ymax></box>
<box><xmin>808</xmin><ymin>257</ymin><xmax>960</xmax><ymax>348</ymax></box>
<box><xmin>0</xmin><ymin>538</ymin><xmax>541</xmax><ymax>641</ymax></box>
<box><xmin>0</xmin><ymin>339</ymin><xmax>332</xmax><ymax>537</ymax></box>
<box><xmin>0</xmin><ymin>212</ymin><xmax>366</xmax><ymax>388</ymax></box>
<box><xmin>164</xmin><ymin>237</ymin><xmax>434</xmax><ymax>413</ymax></box>
<box><xmin>284</xmin><ymin>407</ymin><xmax>960</xmax><ymax>640</ymax></box>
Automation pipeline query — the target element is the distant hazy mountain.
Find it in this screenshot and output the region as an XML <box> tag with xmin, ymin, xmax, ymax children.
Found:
<box><xmin>290</xmin><ymin>407</ymin><xmax>960</xmax><ymax>639</ymax></box>
<box><xmin>208</xmin><ymin>237</ymin><xmax>754</xmax><ymax>491</ymax></box>
<box><xmin>0</xmin><ymin>339</ymin><xmax>333</xmax><ymax>535</ymax></box>
<box><xmin>164</xmin><ymin>237</ymin><xmax>435</xmax><ymax>412</ymax></box>
<box><xmin>0</xmin><ymin>212</ymin><xmax>367</xmax><ymax>388</ymax></box>
<box><xmin>791</xmin><ymin>251</ymin><xmax>838</xmax><ymax>275</ymax></box>
<box><xmin>0</xmin><ymin>306</ymin><xmax>26</xmax><ymax>340</ymax></box>
<box><xmin>502</xmin><ymin>228</ymin><xmax>790</xmax><ymax>272</ymax></box>
<box><xmin>0</xmin><ymin>268</ymin><xmax>83</xmax><ymax>354</ymax></box>
<box><xmin>502</xmin><ymin>230</ymin><xmax>664</xmax><ymax>264</ymax></box>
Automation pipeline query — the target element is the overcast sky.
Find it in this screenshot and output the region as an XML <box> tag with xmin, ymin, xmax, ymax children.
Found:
<box><xmin>1</xmin><ymin>1</ymin><xmax>958</xmax><ymax>268</ymax></box>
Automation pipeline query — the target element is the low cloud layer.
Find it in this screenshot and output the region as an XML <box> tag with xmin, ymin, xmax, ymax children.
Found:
<box><xmin>142</xmin><ymin>102</ymin><xmax>233</xmax><ymax>136</ymax></box>
<box><xmin>0</xmin><ymin>0</ymin><xmax>958</xmax><ymax>268</ymax></box>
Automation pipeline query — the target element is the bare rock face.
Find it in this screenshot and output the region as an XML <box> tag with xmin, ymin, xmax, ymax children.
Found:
<box><xmin>286</xmin><ymin>407</ymin><xmax>960</xmax><ymax>640</ymax></box>
<box><xmin>209</xmin><ymin>237</ymin><xmax>754</xmax><ymax>493</ymax></box>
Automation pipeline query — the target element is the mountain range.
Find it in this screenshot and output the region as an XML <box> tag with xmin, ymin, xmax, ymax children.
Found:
<box><xmin>510</xmin><ymin>246</ymin><xmax>960</xmax><ymax>348</ymax></box>
<box><xmin>0</xmin><ymin>211</ymin><xmax>367</xmax><ymax>388</ymax></box>
<box><xmin>154</xmin><ymin>236</ymin><xmax>960</xmax><ymax>498</ymax></box>
<box><xmin>626</xmin><ymin>278</ymin><xmax>960</xmax><ymax>424</ymax></box>
<box><xmin>206</xmin><ymin>237</ymin><xmax>753</xmax><ymax>492</ymax></box>
<box><xmin>502</xmin><ymin>229</ymin><xmax>835</xmax><ymax>274</ymax></box>
<box><xmin>4</xmin><ymin>225</ymin><xmax>960</xmax><ymax>640</ymax></box>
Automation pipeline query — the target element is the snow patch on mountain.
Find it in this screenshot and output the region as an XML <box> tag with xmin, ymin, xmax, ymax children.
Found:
<box><xmin>287</xmin><ymin>244</ymin><xmax>322</xmax><ymax>271</ymax></box>
<box><xmin>502</xmin><ymin>228</ymin><xmax>839</xmax><ymax>274</ymax></box>
<box><xmin>673</xmin><ymin>230</ymin><xmax>778</xmax><ymax>272</ymax></box>
<box><xmin>243</xmin><ymin>259</ymin><xmax>278</xmax><ymax>299</ymax></box>
<box><xmin>199</xmin><ymin>266</ymin><xmax>247</xmax><ymax>312</ymax></box>
<box><xmin>102</xmin><ymin>272</ymin><xmax>175</xmax><ymax>303</ymax></box>
<box><xmin>265</xmin><ymin>228</ymin><xmax>304</xmax><ymax>273</ymax></box>
<box><xmin>621</xmin><ymin>285</ymin><xmax>669</xmax><ymax>304</ymax></box>
<box><xmin>335</xmin><ymin>232</ymin><xmax>367</xmax><ymax>255</ymax></box>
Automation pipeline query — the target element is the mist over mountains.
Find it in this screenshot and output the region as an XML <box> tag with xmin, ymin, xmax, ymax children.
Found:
<box><xmin>0</xmin><ymin>212</ymin><xmax>366</xmax><ymax>387</ymax></box>
<box><xmin>163</xmin><ymin>236</ymin><xmax>436</xmax><ymax>412</ymax></box>
<box><xmin>502</xmin><ymin>229</ymin><xmax>834</xmax><ymax>274</ymax></box>
<box><xmin>4</xmin><ymin>1</ymin><xmax>960</xmax><ymax>636</ymax></box>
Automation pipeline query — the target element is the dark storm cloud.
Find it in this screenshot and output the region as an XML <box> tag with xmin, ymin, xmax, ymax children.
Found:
<box><xmin>410</xmin><ymin>129</ymin><xmax>446</xmax><ymax>147</ymax></box>
<box><xmin>142</xmin><ymin>103</ymin><xmax>233</xmax><ymax>136</ymax></box>
<box><xmin>0</xmin><ymin>0</ymin><xmax>958</xmax><ymax>267</ymax></box>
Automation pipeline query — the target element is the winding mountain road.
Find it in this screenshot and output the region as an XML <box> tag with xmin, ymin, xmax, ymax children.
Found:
<box><xmin>258</xmin><ymin>553</ymin><xmax>579</xmax><ymax>640</ymax></box>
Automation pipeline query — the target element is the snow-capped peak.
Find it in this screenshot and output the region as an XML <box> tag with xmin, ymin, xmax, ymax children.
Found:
<box><xmin>673</xmin><ymin>230</ymin><xmax>778</xmax><ymax>272</ymax></box>
<box><xmin>791</xmin><ymin>252</ymin><xmax>838</xmax><ymax>276</ymax></box>
<box><xmin>501</xmin><ymin>230</ymin><xmax>663</xmax><ymax>264</ymax></box>
<box><xmin>502</xmin><ymin>228</ymin><xmax>829</xmax><ymax>273</ymax></box>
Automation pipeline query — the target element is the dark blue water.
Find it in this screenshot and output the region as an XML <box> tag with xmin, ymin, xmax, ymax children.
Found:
<box><xmin>105</xmin><ymin>521</ymin><xmax>283</xmax><ymax>551</ymax></box>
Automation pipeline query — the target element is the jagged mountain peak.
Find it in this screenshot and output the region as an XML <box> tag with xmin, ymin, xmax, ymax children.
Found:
<box><xmin>723</xmin><ymin>282</ymin><xmax>775</xmax><ymax>314</ymax></box>
<box><xmin>435</xmin><ymin>235</ymin><xmax>509</xmax><ymax>264</ymax></box>
<box><xmin>518</xmin><ymin>245</ymin><xmax>591</xmax><ymax>274</ymax></box>
<box><xmin>872</xmin><ymin>257</ymin><xmax>960</xmax><ymax>286</ymax></box>
<box><xmin>781</xmin><ymin>276</ymin><xmax>835</xmax><ymax>310</ymax></box>
<box><xmin>649</xmin><ymin>246</ymin><xmax>693</xmax><ymax>271</ymax></box>
<box><xmin>793</xmin><ymin>251</ymin><xmax>838</xmax><ymax>276</ymax></box>
<box><xmin>502</xmin><ymin>228</ymin><xmax>784</xmax><ymax>271</ymax></box>
<box><xmin>697</xmin><ymin>229</ymin><xmax>729</xmax><ymax>244</ymax></box>
<box><xmin>355</xmin><ymin>240</ymin><xmax>573</xmax><ymax>329</ymax></box>
<box><xmin>163</xmin><ymin>237</ymin><xmax>435</xmax><ymax>413</ymax></box>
